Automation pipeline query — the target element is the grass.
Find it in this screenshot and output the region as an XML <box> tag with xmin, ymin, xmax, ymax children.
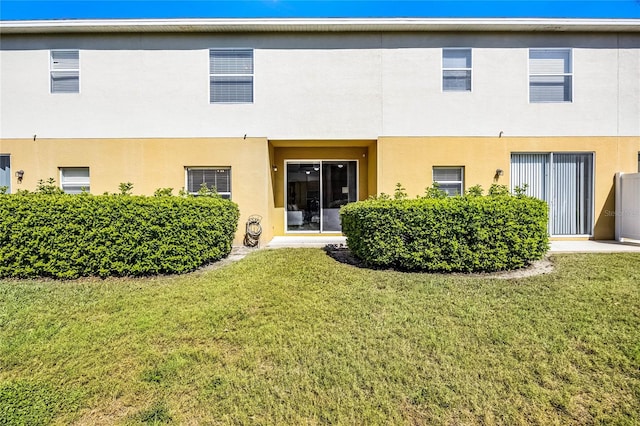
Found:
<box><xmin>0</xmin><ymin>249</ymin><xmax>639</xmax><ymax>425</ymax></box>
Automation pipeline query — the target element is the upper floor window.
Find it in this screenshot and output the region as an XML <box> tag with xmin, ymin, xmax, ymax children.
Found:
<box><xmin>50</xmin><ymin>50</ymin><xmax>79</xmax><ymax>94</ymax></box>
<box><xmin>529</xmin><ymin>49</ymin><xmax>572</xmax><ymax>103</ymax></box>
<box><xmin>433</xmin><ymin>167</ymin><xmax>464</xmax><ymax>196</ymax></box>
<box><xmin>186</xmin><ymin>167</ymin><xmax>232</xmax><ymax>199</ymax></box>
<box><xmin>60</xmin><ymin>167</ymin><xmax>90</xmax><ymax>194</ymax></box>
<box><xmin>442</xmin><ymin>49</ymin><xmax>471</xmax><ymax>92</ymax></box>
<box><xmin>209</xmin><ymin>49</ymin><xmax>253</xmax><ymax>103</ymax></box>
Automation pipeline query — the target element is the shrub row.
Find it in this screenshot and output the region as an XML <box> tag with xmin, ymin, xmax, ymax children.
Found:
<box><xmin>340</xmin><ymin>192</ymin><xmax>549</xmax><ymax>272</ymax></box>
<box><xmin>0</xmin><ymin>194</ymin><xmax>239</xmax><ymax>279</ymax></box>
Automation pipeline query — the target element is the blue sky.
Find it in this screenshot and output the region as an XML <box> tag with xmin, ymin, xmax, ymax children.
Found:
<box><xmin>1</xmin><ymin>0</ymin><xmax>639</xmax><ymax>20</ymax></box>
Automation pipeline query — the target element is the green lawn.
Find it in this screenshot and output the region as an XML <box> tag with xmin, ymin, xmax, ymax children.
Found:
<box><xmin>1</xmin><ymin>249</ymin><xmax>639</xmax><ymax>425</ymax></box>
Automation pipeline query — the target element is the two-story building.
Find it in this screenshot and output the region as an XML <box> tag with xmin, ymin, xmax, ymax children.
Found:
<box><xmin>1</xmin><ymin>18</ymin><xmax>639</xmax><ymax>243</ymax></box>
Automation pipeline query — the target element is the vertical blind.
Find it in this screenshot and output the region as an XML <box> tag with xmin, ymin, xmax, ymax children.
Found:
<box><xmin>510</xmin><ymin>153</ymin><xmax>548</xmax><ymax>200</ymax></box>
<box><xmin>209</xmin><ymin>50</ymin><xmax>253</xmax><ymax>103</ymax></box>
<box><xmin>51</xmin><ymin>50</ymin><xmax>79</xmax><ymax>93</ymax></box>
<box><xmin>0</xmin><ymin>155</ymin><xmax>10</xmax><ymax>192</ymax></box>
<box><xmin>529</xmin><ymin>49</ymin><xmax>572</xmax><ymax>103</ymax></box>
<box><xmin>552</xmin><ymin>154</ymin><xmax>593</xmax><ymax>235</ymax></box>
<box><xmin>511</xmin><ymin>153</ymin><xmax>593</xmax><ymax>235</ymax></box>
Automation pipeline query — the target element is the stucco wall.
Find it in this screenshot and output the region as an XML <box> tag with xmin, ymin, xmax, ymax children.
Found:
<box><xmin>2</xmin><ymin>32</ymin><xmax>639</xmax><ymax>139</ymax></box>
<box><xmin>1</xmin><ymin>137</ymin><xmax>273</xmax><ymax>244</ymax></box>
<box><xmin>377</xmin><ymin>136</ymin><xmax>640</xmax><ymax>239</ymax></box>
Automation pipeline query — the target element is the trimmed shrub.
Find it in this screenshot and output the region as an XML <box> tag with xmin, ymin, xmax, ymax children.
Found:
<box><xmin>340</xmin><ymin>192</ymin><xmax>548</xmax><ymax>272</ymax></box>
<box><xmin>0</xmin><ymin>193</ymin><xmax>239</xmax><ymax>279</ymax></box>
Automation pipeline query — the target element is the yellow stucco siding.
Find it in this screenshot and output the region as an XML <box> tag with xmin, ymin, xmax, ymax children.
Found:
<box><xmin>1</xmin><ymin>137</ymin><xmax>273</xmax><ymax>244</ymax></box>
<box><xmin>2</xmin><ymin>136</ymin><xmax>639</xmax><ymax>242</ymax></box>
<box><xmin>378</xmin><ymin>136</ymin><xmax>640</xmax><ymax>240</ymax></box>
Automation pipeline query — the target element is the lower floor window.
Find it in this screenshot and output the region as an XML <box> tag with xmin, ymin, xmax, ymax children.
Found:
<box><xmin>0</xmin><ymin>155</ymin><xmax>10</xmax><ymax>192</ymax></box>
<box><xmin>186</xmin><ymin>167</ymin><xmax>231</xmax><ymax>199</ymax></box>
<box><xmin>60</xmin><ymin>167</ymin><xmax>90</xmax><ymax>194</ymax></box>
<box><xmin>433</xmin><ymin>167</ymin><xmax>464</xmax><ymax>196</ymax></box>
<box><xmin>511</xmin><ymin>153</ymin><xmax>593</xmax><ymax>236</ymax></box>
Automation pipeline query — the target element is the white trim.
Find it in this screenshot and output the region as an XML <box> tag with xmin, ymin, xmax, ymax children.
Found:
<box><xmin>0</xmin><ymin>154</ymin><xmax>10</xmax><ymax>194</ymax></box>
<box><xmin>2</xmin><ymin>18</ymin><xmax>639</xmax><ymax>34</ymax></box>
<box><xmin>432</xmin><ymin>166</ymin><xmax>464</xmax><ymax>196</ymax></box>
<box><xmin>441</xmin><ymin>48</ymin><xmax>472</xmax><ymax>93</ymax></box>
<box><xmin>528</xmin><ymin>48</ymin><xmax>573</xmax><ymax>103</ymax></box>
<box><xmin>59</xmin><ymin>167</ymin><xmax>90</xmax><ymax>194</ymax></box>
<box><xmin>185</xmin><ymin>166</ymin><xmax>232</xmax><ymax>198</ymax></box>
<box><xmin>50</xmin><ymin>49</ymin><xmax>80</xmax><ymax>94</ymax></box>
<box><xmin>284</xmin><ymin>159</ymin><xmax>359</xmax><ymax>234</ymax></box>
<box><xmin>510</xmin><ymin>151</ymin><xmax>595</xmax><ymax>237</ymax></box>
<box><xmin>208</xmin><ymin>48</ymin><xmax>254</xmax><ymax>104</ymax></box>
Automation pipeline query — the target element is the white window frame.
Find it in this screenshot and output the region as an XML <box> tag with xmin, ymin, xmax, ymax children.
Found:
<box><xmin>0</xmin><ymin>154</ymin><xmax>10</xmax><ymax>194</ymax></box>
<box><xmin>510</xmin><ymin>152</ymin><xmax>595</xmax><ymax>237</ymax></box>
<box><xmin>50</xmin><ymin>50</ymin><xmax>80</xmax><ymax>94</ymax></box>
<box><xmin>185</xmin><ymin>167</ymin><xmax>232</xmax><ymax>199</ymax></box>
<box><xmin>528</xmin><ymin>48</ymin><xmax>572</xmax><ymax>103</ymax></box>
<box><xmin>442</xmin><ymin>48</ymin><xmax>472</xmax><ymax>92</ymax></box>
<box><xmin>60</xmin><ymin>167</ymin><xmax>90</xmax><ymax>194</ymax></box>
<box><xmin>433</xmin><ymin>166</ymin><xmax>464</xmax><ymax>196</ymax></box>
<box><xmin>209</xmin><ymin>48</ymin><xmax>254</xmax><ymax>104</ymax></box>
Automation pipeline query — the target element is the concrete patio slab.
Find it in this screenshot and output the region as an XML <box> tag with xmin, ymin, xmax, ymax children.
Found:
<box><xmin>266</xmin><ymin>236</ymin><xmax>347</xmax><ymax>248</ymax></box>
<box><xmin>549</xmin><ymin>240</ymin><xmax>640</xmax><ymax>253</ymax></box>
<box><xmin>264</xmin><ymin>237</ymin><xmax>640</xmax><ymax>253</ymax></box>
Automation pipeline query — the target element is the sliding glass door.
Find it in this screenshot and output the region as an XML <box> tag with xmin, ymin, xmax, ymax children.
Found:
<box><xmin>286</xmin><ymin>160</ymin><xmax>357</xmax><ymax>233</ymax></box>
<box><xmin>511</xmin><ymin>153</ymin><xmax>594</xmax><ymax>236</ymax></box>
<box><xmin>0</xmin><ymin>155</ymin><xmax>10</xmax><ymax>193</ymax></box>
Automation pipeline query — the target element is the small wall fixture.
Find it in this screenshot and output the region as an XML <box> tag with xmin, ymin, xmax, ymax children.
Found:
<box><xmin>498</xmin><ymin>131</ymin><xmax>504</xmax><ymax>138</ymax></box>
<box><xmin>496</xmin><ymin>169</ymin><xmax>504</xmax><ymax>176</ymax></box>
<box><xmin>15</xmin><ymin>170</ymin><xmax>24</xmax><ymax>183</ymax></box>
<box><xmin>272</xmin><ymin>165</ymin><xmax>278</xmax><ymax>172</ymax></box>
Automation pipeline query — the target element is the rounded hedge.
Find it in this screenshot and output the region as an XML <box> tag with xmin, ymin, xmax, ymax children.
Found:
<box><xmin>340</xmin><ymin>194</ymin><xmax>549</xmax><ymax>272</ymax></box>
<box><xmin>0</xmin><ymin>194</ymin><xmax>239</xmax><ymax>279</ymax></box>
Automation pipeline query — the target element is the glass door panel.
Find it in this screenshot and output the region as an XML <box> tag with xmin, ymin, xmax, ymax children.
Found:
<box><xmin>321</xmin><ymin>161</ymin><xmax>357</xmax><ymax>232</ymax></box>
<box><xmin>0</xmin><ymin>155</ymin><xmax>10</xmax><ymax>193</ymax></box>
<box><xmin>286</xmin><ymin>162</ymin><xmax>321</xmax><ymax>232</ymax></box>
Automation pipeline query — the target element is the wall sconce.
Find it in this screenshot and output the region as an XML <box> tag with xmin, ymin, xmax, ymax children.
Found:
<box><xmin>495</xmin><ymin>169</ymin><xmax>504</xmax><ymax>176</ymax></box>
<box><xmin>15</xmin><ymin>170</ymin><xmax>24</xmax><ymax>183</ymax></box>
<box><xmin>272</xmin><ymin>165</ymin><xmax>278</xmax><ymax>172</ymax></box>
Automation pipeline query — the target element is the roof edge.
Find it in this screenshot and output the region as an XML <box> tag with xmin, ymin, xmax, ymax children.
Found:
<box><xmin>1</xmin><ymin>18</ymin><xmax>639</xmax><ymax>34</ymax></box>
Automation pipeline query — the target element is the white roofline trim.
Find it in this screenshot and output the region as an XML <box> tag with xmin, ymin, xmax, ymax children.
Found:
<box><xmin>1</xmin><ymin>18</ymin><xmax>639</xmax><ymax>34</ymax></box>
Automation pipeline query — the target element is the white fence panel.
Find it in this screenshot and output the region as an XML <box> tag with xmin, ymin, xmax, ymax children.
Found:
<box><xmin>615</xmin><ymin>172</ymin><xmax>640</xmax><ymax>242</ymax></box>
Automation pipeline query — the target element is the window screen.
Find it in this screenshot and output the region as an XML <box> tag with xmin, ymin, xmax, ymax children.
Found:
<box><xmin>529</xmin><ymin>49</ymin><xmax>572</xmax><ymax>103</ymax></box>
<box><xmin>51</xmin><ymin>50</ymin><xmax>79</xmax><ymax>94</ymax></box>
<box><xmin>60</xmin><ymin>167</ymin><xmax>90</xmax><ymax>194</ymax></box>
<box><xmin>433</xmin><ymin>167</ymin><xmax>464</xmax><ymax>196</ymax></box>
<box><xmin>443</xmin><ymin>49</ymin><xmax>471</xmax><ymax>92</ymax></box>
<box><xmin>209</xmin><ymin>50</ymin><xmax>253</xmax><ymax>103</ymax></box>
<box><xmin>187</xmin><ymin>167</ymin><xmax>231</xmax><ymax>198</ymax></box>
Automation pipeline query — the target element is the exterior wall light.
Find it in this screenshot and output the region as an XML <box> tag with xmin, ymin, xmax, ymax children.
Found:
<box><xmin>496</xmin><ymin>169</ymin><xmax>504</xmax><ymax>176</ymax></box>
<box><xmin>272</xmin><ymin>165</ymin><xmax>278</xmax><ymax>172</ymax></box>
<box><xmin>15</xmin><ymin>170</ymin><xmax>24</xmax><ymax>183</ymax></box>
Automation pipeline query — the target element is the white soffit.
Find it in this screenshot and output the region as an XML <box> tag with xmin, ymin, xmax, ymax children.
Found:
<box><xmin>1</xmin><ymin>18</ymin><xmax>640</xmax><ymax>34</ymax></box>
